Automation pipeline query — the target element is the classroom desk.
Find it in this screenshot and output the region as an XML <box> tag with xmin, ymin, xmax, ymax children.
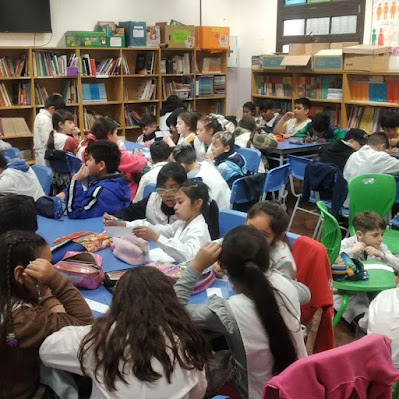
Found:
<box><xmin>267</xmin><ymin>140</ymin><xmax>330</xmax><ymax>166</ymax></box>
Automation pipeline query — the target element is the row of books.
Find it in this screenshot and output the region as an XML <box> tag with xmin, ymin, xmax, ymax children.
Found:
<box><xmin>0</xmin><ymin>117</ymin><xmax>31</xmax><ymax>137</ymax></box>
<box><xmin>350</xmin><ymin>76</ymin><xmax>399</xmax><ymax>103</ymax></box>
<box><xmin>298</xmin><ymin>76</ymin><xmax>343</xmax><ymax>100</ymax></box>
<box><xmin>124</xmin><ymin>105</ymin><xmax>157</xmax><ymax>127</ymax></box>
<box><xmin>0</xmin><ymin>56</ymin><xmax>27</xmax><ymax>77</ymax></box>
<box><xmin>33</xmin><ymin>51</ymin><xmax>78</xmax><ymax>77</ymax></box>
<box><xmin>201</xmin><ymin>57</ymin><xmax>222</xmax><ymax>73</ymax></box>
<box><xmin>255</xmin><ymin>76</ymin><xmax>292</xmax><ymax>97</ymax></box>
<box><xmin>273</xmin><ymin>100</ymin><xmax>292</xmax><ymax>114</ymax></box>
<box><xmin>196</xmin><ymin>76</ymin><xmax>226</xmax><ymax>97</ymax></box>
<box><xmin>162</xmin><ymin>80</ymin><xmax>193</xmax><ymax>100</ymax></box>
<box><xmin>161</xmin><ymin>54</ymin><xmax>192</xmax><ymax>75</ymax></box>
<box><xmin>81</xmin><ymin>54</ymin><xmax>129</xmax><ymax>76</ymax></box>
<box><xmin>347</xmin><ymin>106</ymin><xmax>389</xmax><ymax>134</ymax></box>
<box><xmin>83</xmin><ymin>108</ymin><xmax>119</xmax><ymax>131</ymax></box>
<box><xmin>82</xmin><ymin>83</ymin><xmax>107</xmax><ymax>103</ymax></box>
<box><xmin>309</xmin><ymin>105</ymin><xmax>340</xmax><ymax>126</ymax></box>
<box><xmin>134</xmin><ymin>79</ymin><xmax>157</xmax><ymax>100</ymax></box>
<box><xmin>136</xmin><ymin>52</ymin><xmax>157</xmax><ymax>75</ymax></box>
<box><xmin>62</xmin><ymin>80</ymin><xmax>79</xmax><ymax>104</ymax></box>
<box><xmin>0</xmin><ymin>82</ymin><xmax>31</xmax><ymax>107</ymax></box>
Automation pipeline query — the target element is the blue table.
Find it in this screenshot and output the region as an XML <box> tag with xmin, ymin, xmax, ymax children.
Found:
<box><xmin>268</xmin><ymin>140</ymin><xmax>330</xmax><ymax>166</ymax></box>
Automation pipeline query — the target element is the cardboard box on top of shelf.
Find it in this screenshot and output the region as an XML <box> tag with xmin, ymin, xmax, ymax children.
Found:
<box><xmin>330</xmin><ymin>42</ymin><xmax>359</xmax><ymax>49</ymax></box>
<box><xmin>158</xmin><ymin>24</ymin><xmax>195</xmax><ymax>49</ymax></box>
<box><xmin>343</xmin><ymin>45</ymin><xmax>391</xmax><ymax>71</ymax></box>
<box><xmin>261</xmin><ymin>54</ymin><xmax>286</xmax><ymax>69</ymax></box>
<box><xmin>289</xmin><ymin>43</ymin><xmax>329</xmax><ymax>55</ymax></box>
<box><xmin>281</xmin><ymin>54</ymin><xmax>313</xmax><ymax>70</ymax></box>
<box><xmin>314</xmin><ymin>49</ymin><xmax>343</xmax><ymax>71</ymax></box>
<box><xmin>195</xmin><ymin>26</ymin><xmax>230</xmax><ymax>50</ymax></box>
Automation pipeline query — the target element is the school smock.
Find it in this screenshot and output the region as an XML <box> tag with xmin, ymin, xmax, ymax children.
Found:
<box><xmin>174</xmin><ymin>267</ymin><xmax>307</xmax><ymax>399</ymax></box>
<box><xmin>126</xmin><ymin>214</ymin><xmax>211</xmax><ymax>262</ymax></box>
<box><xmin>294</xmin><ymin>123</ymin><xmax>345</xmax><ymax>143</ymax></box>
<box><xmin>34</xmin><ymin>108</ymin><xmax>52</xmax><ymax>165</ymax></box>
<box><xmin>368</xmin><ymin>287</ymin><xmax>399</xmax><ymax>370</ymax></box>
<box><xmin>39</xmin><ymin>325</ymin><xmax>207</xmax><ymax>399</ymax></box>
<box><xmin>177</xmin><ymin>133</ymin><xmax>196</xmax><ymax>146</ymax></box>
<box><xmin>281</xmin><ymin>118</ymin><xmax>311</xmax><ymax>137</ymax></box>
<box><xmin>270</xmin><ymin>240</ymin><xmax>297</xmax><ymax>280</ymax></box>
<box><xmin>193</xmin><ymin>137</ymin><xmax>212</xmax><ymax>160</ymax></box>
<box><xmin>261</xmin><ymin>113</ymin><xmax>281</xmax><ymax>134</ymax></box>
<box><xmin>187</xmin><ymin>162</ymin><xmax>231</xmax><ymax>210</ymax></box>
<box><xmin>66</xmin><ymin>172</ymin><xmax>131</xmax><ymax>219</ymax></box>
<box><xmin>0</xmin><ymin>159</ymin><xmax>44</xmax><ymax>200</ymax></box>
<box><xmin>52</xmin><ymin>131</ymin><xmax>78</xmax><ymax>153</ymax></box>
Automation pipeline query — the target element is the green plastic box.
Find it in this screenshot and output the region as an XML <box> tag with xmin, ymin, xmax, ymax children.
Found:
<box><xmin>65</xmin><ymin>31</ymin><xmax>108</xmax><ymax>48</ymax></box>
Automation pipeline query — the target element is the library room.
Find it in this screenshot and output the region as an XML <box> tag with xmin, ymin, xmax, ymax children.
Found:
<box><xmin>2</xmin><ymin>0</ymin><xmax>399</xmax><ymax>398</ymax></box>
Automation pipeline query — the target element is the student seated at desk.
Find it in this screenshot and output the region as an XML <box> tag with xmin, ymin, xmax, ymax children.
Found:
<box><xmin>259</xmin><ymin>100</ymin><xmax>281</xmax><ymax>133</ymax></box>
<box><xmin>319</xmin><ymin>128</ymin><xmax>368</xmax><ymax>173</ymax></box>
<box><xmin>124</xmin><ymin>181</ymin><xmax>219</xmax><ymax>262</ymax></box>
<box><xmin>164</xmin><ymin>111</ymin><xmax>198</xmax><ymax>148</ymax></box>
<box><xmin>293</xmin><ymin>112</ymin><xmax>345</xmax><ymax>143</ymax></box>
<box><xmin>58</xmin><ymin>140</ymin><xmax>131</xmax><ymax>219</ymax></box>
<box><xmin>381</xmin><ymin>111</ymin><xmax>399</xmax><ymax>148</ymax></box>
<box><xmin>107</xmin><ymin>162</ymin><xmax>187</xmax><ymax>225</ymax></box>
<box><xmin>136</xmin><ymin>113</ymin><xmax>158</xmax><ymax>145</ymax></box>
<box><xmin>174</xmin><ymin>227</ymin><xmax>307</xmax><ymax>398</ymax></box>
<box><xmin>273</xmin><ymin>98</ymin><xmax>311</xmax><ymax>139</ymax></box>
<box><xmin>242</xmin><ymin>101</ymin><xmax>263</xmax><ymax>127</ymax></box>
<box><xmin>194</xmin><ymin>114</ymin><xmax>222</xmax><ymax>160</ymax></box>
<box><xmin>0</xmin><ymin>230</ymin><xmax>93</xmax><ymax>399</ymax></box>
<box><xmin>40</xmin><ymin>266</ymin><xmax>210</xmax><ymax>399</ymax></box>
<box><xmin>0</xmin><ymin>154</ymin><xmax>44</xmax><ymax>201</ymax></box>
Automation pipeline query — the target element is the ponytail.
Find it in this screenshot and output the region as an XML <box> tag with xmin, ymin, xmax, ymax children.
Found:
<box><xmin>220</xmin><ymin>225</ymin><xmax>298</xmax><ymax>375</ymax></box>
<box><xmin>47</xmin><ymin>130</ymin><xmax>55</xmax><ymax>150</ymax></box>
<box><xmin>201</xmin><ymin>199</ymin><xmax>220</xmax><ymax>240</ymax></box>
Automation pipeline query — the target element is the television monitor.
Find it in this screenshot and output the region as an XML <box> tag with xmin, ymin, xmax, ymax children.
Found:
<box><xmin>0</xmin><ymin>0</ymin><xmax>52</xmax><ymax>33</ymax></box>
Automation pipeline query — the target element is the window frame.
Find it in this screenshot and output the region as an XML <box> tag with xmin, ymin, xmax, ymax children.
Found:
<box><xmin>276</xmin><ymin>0</ymin><xmax>366</xmax><ymax>52</ymax></box>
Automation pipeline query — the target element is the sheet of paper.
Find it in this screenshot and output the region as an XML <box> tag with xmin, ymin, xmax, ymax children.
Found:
<box><xmin>207</xmin><ymin>287</ymin><xmax>223</xmax><ymax>298</ymax></box>
<box><xmin>150</xmin><ymin>247</ymin><xmax>175</xmax><ymax>263</ymax></box>
<box><xmin>104</xmin><ymin>226</ymin><xmax>134</xmax><ymax>238</ymax></box>
<box><xmin>85</xmin><ymin>298</ymin><xmax>110</xmax><ymax>314</ymax></box>
<box><xmin>364</xmin><ymin>264</ymin><xmax>394</xmax><ymax>273</ymax></box>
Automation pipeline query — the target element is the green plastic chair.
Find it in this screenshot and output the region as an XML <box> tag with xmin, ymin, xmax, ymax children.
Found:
<box><xmin>348</xmin><ymin>173</ymin><xmax>399</xmax><ymax>254</ymax></box>
<box><xmin>317</xmin><ymin>201</ymin><xmax>341</xmax><ymax>265</ymax></box>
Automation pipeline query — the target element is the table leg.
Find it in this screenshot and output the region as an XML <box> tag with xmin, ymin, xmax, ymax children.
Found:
<box><xmin>333</xmin><ymin>294</ymin><xmax>349</xmax><ymax>327</ymax></box>
<box><xmin>280</xmin><ymin>154</ymin><xmax>283</xmax><ymax>166</ymax></box>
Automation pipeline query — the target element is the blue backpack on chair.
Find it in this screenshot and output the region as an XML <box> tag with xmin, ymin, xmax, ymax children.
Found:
<box><xmin>35</xmin><ymin>196</ymin><xmax>66</xmax><ymax>219</ymax></box>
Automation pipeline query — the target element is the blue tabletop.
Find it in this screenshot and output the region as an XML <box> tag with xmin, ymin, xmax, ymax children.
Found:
<box><xmin>276</xmin><ymin>140</ymin><xmax>329</xmax><ymax>151</ymax></box>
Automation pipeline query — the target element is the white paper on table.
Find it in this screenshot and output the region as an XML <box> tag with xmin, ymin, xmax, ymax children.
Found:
<box><xmin>149</xmin><ymin>247</ymin><xmax>176</xmax><ymax>263</ymax></box>
<box><xmin>207</xmin><ymin>287</ymin><xmax>223</xmax><ymax>298</ymax></box>
<box><xmin>85</xmin><ymin>298</ymin><xmax>110</xmax><ymax>314</ymax></box>
<box><xmin>104</xmin><ymin>226</ymin><xmax>134</xmax><ymax>238</ymax></box>
<box><xmin>364</xmin><ymin>264</ymin><xmax>394</xmax><ymax>273</ymax></box>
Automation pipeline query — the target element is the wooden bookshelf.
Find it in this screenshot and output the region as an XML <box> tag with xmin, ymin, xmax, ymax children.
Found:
<box><xmin>251</xmin><ymin>68</ymin><xmax>399</xmax><ymax>134</ymax></box>
<box><xmin>0</xmin><ymin>47</ymin><xmax>228</xmax><ymax>162</ymax></box>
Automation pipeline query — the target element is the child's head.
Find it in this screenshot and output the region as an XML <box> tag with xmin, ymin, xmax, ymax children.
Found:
<box><xmin>173</xmin><ymin>144</ymin><xmax>197</xmax><ymax>170</ymax></box>
<box><xmin>344</xmin><ymin>128</ymin><xmax>368</xmax><ymax>150</ymax></box>
<box><xmin>140</xmin><ymin>114</ymin><xmax>157</xmax><ymax>137</ymax></box>
<box><xmin>311</xmin><ymin>112</ymin><xmax>330</xmax><ymax>137</ymax></box>
<box><xmin>91</xmin><ymin>117</ymin><xmax>118</xmax><ymax>144</ymax></box>
<box><xmin>211</xmin><ymin>131</ymin><xmax>235</xmax><ymax>159</ymax></box>
<box><xmin>247</xmin><ymin>201</ymin><xmax>289</xmax><ymax>246</ymax></box>
<box><xmin>293</xmin><ymin>98</ymin><xmax>311</xmax><ymax>122</ymax></box>
<box><xmin>354</xmin><ymin>211</ymin><xmax>386</xmax><ymax>249</ymax></box>
<box><xmin>238</xmin><ymin>115</ymin><xmax>257</xmax><ymax>132</ymax></box>
<box><xmin>177</xmin><ymin>111</ymin><xmax>197</xmax><ymax>137</ymax></box>
<box><xmin>259</xmin><ymin>100</ymin><xmax>276</xmax><ymax>122</ymax></box>
<box><xmin>242</xmin><ymin>101</ymin><xmax>256</xmax><ymax>117</ymax></box>
<box><xmin>149</xmin><ymin>141</ymin><xmax>171</xmax><ymax>164</ymax></box>
<box><xmin>0</xmin><ymin>194</ymin><xmax>37</xmax><ymax>235</ymax></box>
<box><xmin>225</xmin><ymin>115</ymin><xmax>238</xmax><ymax>128</ymax></box>
<box><xmin>368</xmin><ymin>132</ymin><xmax>389</xmax><ymax>151</ymax></box>
<box><xmin>162</xmin><ymin>94</ymin><xmax>184</xmax><ymax>113</ymax></box>
<box><xmin>219</xmin><ymin>225</ymin><xmax>297</xmax><ymax>374</ymax></box>
<box><xmin>78</xmin><ymin>266</ymin><xmax>210</xmax><ymax>390</ymax></box>
<box><xmin>380</xmin><ymin>112</ymin><xmax>399</xmax><ymax>139</ymax></box>
<box><xmin>51</xmin><ymin>109</ymin><xmax>75</xmax><ymax>134</ymax></box>
<box><xmin>166</xmin><ymin>107</ymin><xmax>185</xmax><ymax>135</ymax></box>
<box><xmin>196</xmin><ymin>115</ymin><xmax>222</xmax><ymax>145</ymax></box>
<box><xmin>85</xmin><ymin>140</ymin><xmax>121</xmax><ymax>177</ymax></box>
<box><xmin>156</xmin><ymin>162</ymin><xmax>187</xmax><ymax>208</ymax></box>
<box><xmin>44</xmin><ymin>94</ymin><xmax>66</xmax><ymax>114</ymax></box>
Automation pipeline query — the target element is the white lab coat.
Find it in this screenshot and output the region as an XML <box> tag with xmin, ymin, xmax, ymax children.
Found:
<box><xmin>33</xmin><ymin>109</ymin><xmax>53</xmax><ymax>165</ymax></box>
<box><xmin>193</xmin><ymin>137</ymin><xmax>212</xmax><ymax>161</ymax></box>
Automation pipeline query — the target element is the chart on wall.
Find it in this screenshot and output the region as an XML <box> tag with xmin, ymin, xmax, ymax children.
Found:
<box><xmin>371</xmin><ymin>0</ymin><xmax>399</xmax><ymax>52</ymax></box>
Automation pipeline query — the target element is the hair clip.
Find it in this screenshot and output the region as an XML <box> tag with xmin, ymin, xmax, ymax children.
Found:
<box><xmin>6</xmin><ymin>332</ymin><xmax>17</xmax><ymax>347</ymax></box>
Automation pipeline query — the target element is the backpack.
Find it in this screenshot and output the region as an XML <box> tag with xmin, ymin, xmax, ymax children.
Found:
<box><xmin>35</xmin><ymin>195</ymin><xmax>66</xmax><ymax>219</ymax></box>
<box><xmin>44</xmin><ymin>149</ymin><xmax>67</xmax><ymax>161</ymax></box>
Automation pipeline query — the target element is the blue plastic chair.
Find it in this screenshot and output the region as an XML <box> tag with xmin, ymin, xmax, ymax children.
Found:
<box><xmin>219</xmin><ymin>209</ymin><xmax>247</xmax><ymax>237</ymax></box>
<box><xmin>66</xmin><ymin>153</ymin><xmax>83</xmax><ymax>175</ymax></box>
<box><xmin>143</xmin><ymin>183</ymin><xmax>156</xmax><ymax>199</ymax></box>
<box><xmin>261</xmin><ymin>163</ymin><xmax>290</xmax><ymax>202</ymax></box>
<box><xmin>230</xmin><ymin>176</ymin><xmax>259</xmax><ymax>207</ymax></box>
<box><xmin>236</xmin><ymin>147</ymin><xmax>261</xmax><ymax>174</ymax></box>
<box><xmin>31</xmin><ymin>164</ymin><xmax>52</xmax><ymax>195</ymax></box>
<box><xmin>287</xmin><ymin>155</ymin><xmax>312</xmax><ymax>198</ymax></box>
<box><xmin>4</xmin><ymin>147</ymin><xmax>19</xmax><ymax>159</ymax></box>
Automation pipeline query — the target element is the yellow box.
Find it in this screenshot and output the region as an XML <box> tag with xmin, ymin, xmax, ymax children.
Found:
<box><xmin>195</xmin><ymin>26</ymin><xmax>230</xmax><ymax>50</ymax></box>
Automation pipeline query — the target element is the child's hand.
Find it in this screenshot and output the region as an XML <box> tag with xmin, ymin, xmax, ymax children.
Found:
<box><xmin>73</xmin><ymin>165</ymin><xmax>89</xmax><ymax>181</ymax></box>
<box><xmin>352</xmin><ymin>242</ymin><xmax>366</xmax><ymax>254</ymax></box>
<box><xmin>23</xmin><ymin>259</ymin><xmax>56</xmax><ymax>285</ymax></box>
<box><xmin>365</xmin><ymin>246</ymin><xmax>385</xmax><ymax>259</ymax></box>
<box><xmin>212</xmin><ymin>261</ymin><xmax>224</xmax><ymax>278</ymax></box>
<box><xmin>103</xmin><ymin>213</ymin><xmax>126</xmax><ymax>227</ymax></box>
<box><xmin>163</xmin><ymin>135</ymin><xmax>175</xmax><ymax>147</ymax></box>
<box><xmin>283</xmin><ymin>111</ymin><xmax>294</xmax><ymax>120</ymax></box>
<box><xmin>316</xmin><ymin>138</ymin><xmax>327</xmax><ymax>143</ymax></box>
<box><xmin>305</xmin><ymin>136</ymin><xmax>313</xmax><ymax>143</ymax></box>
<box><xmin>390</xmin><ymin>138</ymin><xmax>399</xmax><ymax>147</ymax></box>
<box><xmin>191</xmin><ymin>242</ymin><xmax>222</xmax><ymax>273</ymax></box>
<box><xmin>133</xmin><ymin>226</ymin><xmax>160</xmax><ymax>242</ymax></box>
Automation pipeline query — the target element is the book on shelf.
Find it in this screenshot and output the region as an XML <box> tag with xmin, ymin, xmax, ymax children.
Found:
<box><xmin>349</xmin><ymin>76</ymin><xmax>399</xmax><ymax>104</ymax></box>
<box><xmin>14</xmin><ymin>82</ymin><xmax>31</xmax><ymax>106</ymax></box>
<box><xmin>213</xmin><ymin>75</ymin><xmax>226</xmax><ymax>95</ymax></box>
<box><xmin>202</xmin><ymin>57</ymin><xmax>222</xmax><ymax>73</ymax></box>
<box><xmin>82</xmin><ymin>83</ymin><xmax>107</xmax><ymax>103</ymax></box>
<box><xmin>0</xmin><ymin>83</ymin><xmax>12</xmax><ymax>107</ymax></box>
<box><xmin>309</xmin><ymin>105</ymin><xmax>340</xmax><ymax>126</ymax></box>
<box><xmin>135</xmin><ymin>79</ymin><xmax>157</xmax><ymax>100</ymax></box>
<box><xmin>196</xmin><ymin>76</ymin><xmax>213</xmax><ymax>97</ymax></box>
<box><xmin>0</xmin><ymin>117</ymin><xmax>31</xmax><ymax>137</ymax></box>
<box><xmin>83</xmin><ymin>108</ymin><xmax>120</xmax><ymax>131</ymax></box>
<box><xmin>0</xmin><ymin>56</ymin><xmax>27</xmax><ymax>77</ymax></box>
<box><xmin>135</xmin><ymin>52</ymin><xmax>157</xmax><ymax>75</ymax></box>
<box><xmin>161</xmin><ymin>53</ymin><xmax>191</xmax><ymax>74</ymax></box>
<box><xmin>255</xmin><ymin>75</ymin><xmax>292</xmax><ymax>97</ymax></box>
<box><xmin>273</xmin><ymin>100</ymin><xmax>292</xmax><ymax>114</ymax></box>
<box><xmin>62</xmin><ymin>80</ymin><xmax>79</xmax><ymax>104</ymax></box>
<box><xmin>33</xmin><ymin>51</ymin><xmax>77</xmax><ymax>77</ymax></box>
<box><xmin>297</xmin><ymin>75</ymin><xmax>342</xmax><ymax>100</ymax></box>
<box><xmin>124</xmin><ymin>104</ymin><xmax>157</xmax><ymax>127</ymax></box>
<box><xmin>347</xmin><ymin>106</ymin><xmax>389</xmax><ymax>134</ymax></box>
<box><xmin>81</xmin><ymin>54</ymin><xmax>125</xmax><ymax>76</ymax></box>
<box><xmin>162</xmin><ymin>79</ymin><xmax>193</xmax><ymax>99</ymax></box>
<box><xmin>34</xmin><ymin>83</ymin><xmax>49</xmax><ymax>105</ymax></box>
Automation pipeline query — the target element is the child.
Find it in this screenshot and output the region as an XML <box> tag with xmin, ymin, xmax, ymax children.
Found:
<box><xmin>176</xmin><ymin>111</ymin><xmax>197</xmax><ymax>145</ymax></box>
<box><xmin>273</xmin><ymin>98</ymin><xmax>311</xmax><ymax>138</ymax></box>
<box><xmin>165</xmin><ymin>107</ymin><xmax>185</xmax><ymax>144</ymax></box>
<box><xmin>0</xmin><ymin>230</ymin><xmax>93</xmax><ymax>398</ymax></box>
<box><xmin>34</xmin><ymin>94</ymin><xmax>66</xmax><ymax>165</ymax></box>
<box><xmin>174</xmin><ymin>226</ymin><xmax>307</xmax><ymax>398</ymax></box>
<box><xmin>0</xmin><ymin>153</ymin><xmax>44</xmax><ymax>201</ymax></box>
<box><xmin>173</xmin><ymin>144</ymin><xmax>231</xmax><ymax>210</ymax></box>
<box><xmin>106</xmin><ymin>162</ymin><xmax>187</xmax><ymax>226</ymax></box>
<box><xmin>259</xmin><ymin>100</ymin><xmax>281</xmax><ymax>133</ymax></box>
<box><xmin>194</xmin><ymin>115</ymin><xmax>222</xmax><ymax>160</ymax></box>
<box><xmin>159</xmin><ymin>94</ymin><xmax>184</xmax><ymax>130</ymax></box>
<box><xmin>319</xmin><ymin>128</ymin><xmax>368</xmax><ymax>172</ymax></box>
<box><xmin>137</xmin><ymin>113</ymin><xmax>158</xmax><ymax>144</ymax></box>
<box><xmin>124</xmin><ymin>181</ymin><xmax>219</xmax><ymax>262</ymax></box>
<box><xmin>233</xmin><ymin>115</ymin><xmax>255</xmax><ymax>148</ymax></box>
<box><xmin>381</xmin><ymin>111</ymin><xmax>399</xmax><ymax>147</ymax></box>
<box><xmin>58</xmin><ymin>140</ymin><xmax>131</xmax><ymax>219</ymax></box>
<box><xmin>40</xmin><ymin>266</ymin><xmax>210</xmax><ymax>398</ymax></box>
<box><xmin>293</xmin><ymin>112</ymin><xmax>345</xmax><ymax>143</ymax></box>
<box><xmin>211</xmin><ymin>131</ymin><xmax>247</xmax><ymax>187</ymax></box>
<box><xmin>134</xmin><ymin>141</ymin><xmax>171</xmax><ymax>203</ymax></box>
<box><xmin>77</xmin><ymin>117</ymin><xmax>147</xmax><ymax>200</ymax></box>
<box><xmin>225</xmin><ymin>115</ymin><xmax>238</xmax><ymax>128</ymax></box>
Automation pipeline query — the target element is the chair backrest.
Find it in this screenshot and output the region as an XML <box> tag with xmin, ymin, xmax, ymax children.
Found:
<box><xmin>317</xmin><ymin>201</ymin><xmax>341</xmax><ymax>265</ymax></box>
<box><xmin>263</xmin><ymin>163</ymin><xmax>290</xmax><ymax>194</ymax></box>
<box><xmin>236</xmin><ymin>147</ymin><xmax>261</xmax><ymax>174</ymax></box>
<box><xmin>395</xmin><ymin>176</ymin><xmax>399</xmax><ymax>204</ymax></box>
<box><xmin>230</xmin><ymin>175</ymin><xmax>263</xmax><ymax>205</ymax></box>
<box><xmin>219</xmin><ymin>209</ymin><xmax>247</xmax><ymax>237</ymax></box>
<box><xmin>348</xmin><ymin>174</ymin><xmax>396</xmax><ymax>235</ymax></box>
<box><xmin>31</xmin><ymin>164</ymin><xmax>52</xmax><ymax>195</ymax></box>
<box><xmin>143</xmin><ymin>183</ymin><xmax>156</xmax><ymax>199</ymax></box>
<box><xmin>66</xmin><ymin>153</ymin><xmax>83</xmax><ymax>175</ymax></box>
<box><xmin>287</xmin><ymin>155</ymin><xmax>312</xmax><ymax>181</ymax></box>
<box><xmin>124</xmin><ymin>140</ymin><xmax>146</xmax><ymax>152</ymax></box>
<box><xmin>4</xmin><ymin>147</ymin><xmax>19</xmax><ymax>159</ymax></box>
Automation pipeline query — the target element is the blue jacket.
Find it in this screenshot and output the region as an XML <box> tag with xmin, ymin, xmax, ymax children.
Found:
<box><xmin>66</xmin><ymin>172</ymin><xmax>131</xmax><ymax>219</ymax></box>
<box><xmin>215</xmin><ymin>152</ymin><xmax>247</xmax><ymax>187</ymax></box>
<box><xmin>6</xmin><ymin>159</ymin><xmax>30</xmax><ymax>172</ymax></box>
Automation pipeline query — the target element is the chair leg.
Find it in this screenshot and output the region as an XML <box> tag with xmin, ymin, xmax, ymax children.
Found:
<box><xmin>333</xmin><ymin>294</ymin><xmax>349</xmax><ymax>328</ymax></box>
<box><xmin>313</xmin><ymin>216</ymin><xmax>322</xmax><ymax>240</ymax></box>
<box><xmin>287</xmin><ymin>196</ymin><xmax>300</xmax><ymax>232</ymax></box>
